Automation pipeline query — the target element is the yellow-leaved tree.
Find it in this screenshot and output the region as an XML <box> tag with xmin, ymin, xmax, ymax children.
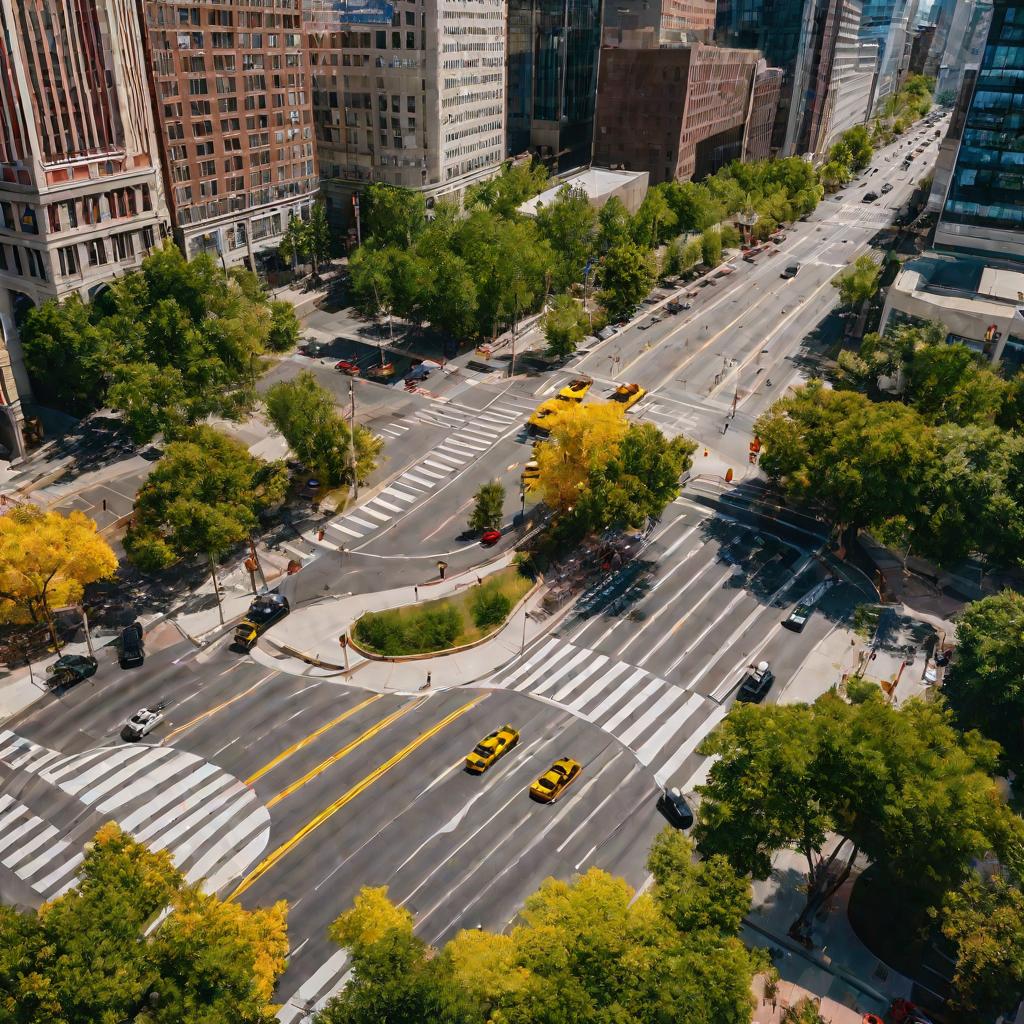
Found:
<box><xmin>532</xmin><ymin>401</ymin><xmax>627</xmax><ymax>512</ymax></box>
<box><xmin>0</xmin><ymin>506</ymin><xmax>118</xmax><ymax>646</ymax></box>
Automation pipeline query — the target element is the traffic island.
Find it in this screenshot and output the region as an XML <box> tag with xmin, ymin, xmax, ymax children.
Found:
<box><xmin>349</xmin><ymin>566</ymin><xmax>536</xmax><ymax>660</ymax></box>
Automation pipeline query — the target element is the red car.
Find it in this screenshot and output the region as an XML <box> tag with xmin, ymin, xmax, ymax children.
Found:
<box><xmin>480</xmin><ymin>529</ymin><xmax>501</xmax><ymax>546</ymax></box>
<box><xmin>335</xmin><ymin>360</ymin><xmax>361</xmax><ymax>375</ymax></box>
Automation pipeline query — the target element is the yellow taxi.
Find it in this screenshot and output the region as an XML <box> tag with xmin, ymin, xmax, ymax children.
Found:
<box><xmin>558</xmin><ymin>377</ymin><xmax>592</xmax><ymax>402</ymax></box>
<box><xmin>529</xmin><ymin>757</ymin><xmax>582</xmax><ymax>802</ymax></box>
<box><xmin>521</xmin><ymin>459</ymin><xmax>540</xmax><ymax>487</ymax></box>
<box><xmin>609</xmin><ymin>382</ymin><xmax>646</xmax><ymax>411</ymax></box>
<box><xmin>527</xmin><ymin>399</ymin><xmax>563</xmax><ymax>435</ymax></box>
<box><xmin>465</xmin><ymin>724</ymin><xmax>520</xmax><ymax>774</ymax></box>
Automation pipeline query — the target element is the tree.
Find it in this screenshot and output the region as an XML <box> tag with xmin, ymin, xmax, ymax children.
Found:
<box><xmin>542</xmin><ymin>294</ymin><xmax>590</xmax><ymax>358</ymax></box>
<box><xmin>700</xmin><ymin>229</ymin><xmax>723</xmax><ymax>268</ymax></box>
<box><xmin>0</xmin><ymin>823</ymin><xmax>287</xmax><ymax>1024</ymax></box>
<box><xmin>632</xmin><ymin>186</ymin><xmax>677</xmax><ymax>249</ymax></box>
<box><xmin>943</xmin><ymin>592</ymin><xmax>1024</xmax><ymax>771</ymax></box>
<box><xmin>695</xmin><ymin>695</ymin><xmax>1005</xmax><ymax>935</ymax></box>
<box><xmin>598</xmin><ymin>242</ymin><xmax>657</xmax><ymax>321</ymax></box>
<box><xmin>942</xmin><ymin>876</ymin><xmax>1024</xmax><ymax>1020</ymax></box>
<box><xmin>464</xmin><ymin>159</ymin><xmax>549</xmax><ymax>217</ymax></box>
<box><xmin>663</xmin><ymin>180</ymin><xmax>724</xmax><ymax>232</ymax></box>
<box><xmin>265</xmin><ymin>372</ymin><xmax>383</xmax><ymax>489</ymax></box>
<box><xmin>306</xmin><ymin>200</ymin><xmax>332</xmax><ymax>274</ymax></box>
<box><xmin>840</xmin><ymin>124</ymin><xmax>874</xmax><ymax>171</ymax></box>
<box><xmin>831</xmin><ymin>254</ymin><xmax>881</xmax><ymax>307</ymax></box>
<box><xmin>534</xmin><ymin>185</ymin><xmax>598</xmax><ymax>292</ymax></box>
<box><xmin>905</xmin><ymin>342</ymin><xmax>1008</xmax><ymax>426</ymax></box>
<box><xmin>363</xmin><ymin>183</ymin><xmax>426</xmax><ymax>247</ymax></box>
<box><xmin>348</xmin><ymin>245</ymin><xmax>400</xmax><ymax>326</ymax></box>
<box><xmin>0</xmin><ymin>507</ymin><xmax>118</xmax><ymax>647</ymax></box>
<box><xmin>279</xmin><ymin>214</ymin><xmax>309</xmax><ymax>273</ymax></box>
<box><xmin>125</xmin><ymin>425</ymin><xmax>288</xmax><ymax>574</ymax></box>
<box><xmin>267</xmin><ymin>300</ymin><xmax>300</xmax><ymax>352</ymax></box>
<box><xmin>468</xmin><ymin>480</ymin><xmax>505</xmax><ymax>532</ymax></box>
<box><xmin>783</xmin><ymin>998</ymin><xmax>828</xmax><ymax>1024</ymax></box>
<box><xmin>597</xmin><ymin>196</ymin><xmax>633</xmax><ymax>253</ymax></box>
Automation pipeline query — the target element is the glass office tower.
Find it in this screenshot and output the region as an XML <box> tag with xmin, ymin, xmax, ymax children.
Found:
<box><xmin>935</xmin><ymin>0</ymin><xmax>1024</xmax><ymax>263</ymax></box>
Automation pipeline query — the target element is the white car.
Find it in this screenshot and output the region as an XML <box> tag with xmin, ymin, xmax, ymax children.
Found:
<box><xmin>121</xmin><ymin>703</ymin><xmax>167</xmax><ymax>742</ymax></box>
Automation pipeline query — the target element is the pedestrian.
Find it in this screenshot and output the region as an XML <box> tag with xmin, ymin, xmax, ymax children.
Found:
<box><xmin>722</xmin><ymin>420</ymin><xmax>730</xmax><ymax>434</ymax></box>
<box><xmin>421</xmin><ymin>671</ymin><xmax>432</xmax><ymax>691</ymax></box>
<box><xmin>414</xmin><ymin>585</ymin><xmax>419</xmax><ymax>601</ymax></box>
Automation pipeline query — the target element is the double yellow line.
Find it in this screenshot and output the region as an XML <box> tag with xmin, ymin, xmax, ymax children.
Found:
<box><xmin>229</xmin><ymin>694</ymin><xmax>485</xmax><ymax>902</ymax></box>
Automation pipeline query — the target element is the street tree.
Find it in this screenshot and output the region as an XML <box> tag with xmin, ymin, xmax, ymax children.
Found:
<box><xmin>700</xmin><ymin>229</ymin><xmax>723</xmax><ymax>268</ymax></box>
<box><xmin>831</xmin><ymin>254</ymin><xmax>881</xmax><ymax>307</ymax></box>
<box><xmin>696</xmin><ymin>695</ymin><xmax>1005</xmax><ymax>935</ymax></box>
<box><xmin>542</xmin><ymin>294</ymin><xmax>590</xmax><ymax>359</ymax></box>
<box><xmin>783</xmin><ymin>998</ymin><xmax>828</xmax><ymax>1024</ymax></box>
<box><xmin>306</xmin><ymin>200</ymin><xmax>332</xmax><ymax>274</ymax></box>
<box><xmin>464</xmin><ymin>159</ymin><xmax>549</xmax><ymax>217</ymax></box>
<box><xmin>363</xmin><ymin>183</ymin><xmax>426</xmax><ymax>248</ymax></box>
<box><xmin>905</xmin><ymin>342</ymin><xmax>1008</xmax><ymax>426</ymax></box>
<box><xmin>942</xmin><ymin>875</ymin><xmax>1024</xmax><ymax>1021</ymax></box>
<box><xmin>125</xmin><ymin>425</ymin><xmax>288</xmax><ymax>576</ymax></box>
<box><xmin>0</xmin><ymin>823</ymin><xmax>288</xmax><ymax>1024</ymax></box>
<box><xmin>663</xmin><ymin>180</ymin><xmax>724</xmax><ymax>232</ymax></box>
<box><xmin>267</xmin><ymin>300</ymin><xmax>301</xmax><ymax>353</ymax></box>
<box><xmin>840</xmin><ymin>124</ymin><xmax>874</xmax><ymax>171</ymax></box>
<box><xmin>534</xmin><ymin>185</ymin><xmax>598</xmax><ymax>292</ymax></box>
<box><xmin>348</xmin><ymin>245</ymin><xmax>400</xmax><ymax>326</ymax></box>
<box><xmin>943</xmin><ymin>591</ymin><xmax>1024</xmax><ymax>771</ymax></box>
<box><xmin>632</xmin><ymin>186</ymin><xmax>678</xmax><ymax>249</ymax></box>
<box><xmin>598</xmin><ymin>242</ymin><xmax>657</xmax><ymax>321</ymax></box>
<box><xmin>597</xmin><ymin>196</ymin><xmax>634</xmax><ymax>253</ymax></box>
<box><xmin>420</xmin><ymin>252</ymin><xmax>478</xmax><ymax>340</ymax></box>
<box><xmin>0</xmin><ymin>507</ymin><xmax>118</xmax><ymax>648</ymax></box>
<box><xmin>265</xmin><ymin>372</ymin><xmax>383</xmax><ymax>489</ymax></box>
<box><xmin>468</xmin><ymin>480</ymin><xmax>505</xmax><ymax>532</ymax></box>
<box><xmin>279</xmin><ymin>214</ymin><xmax>309</xmax><ymax>273</ymax></box>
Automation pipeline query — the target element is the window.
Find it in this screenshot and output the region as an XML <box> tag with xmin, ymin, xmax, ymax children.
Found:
<box><xmin>113</xmin><ymin>232</ymin><xmax>136</xmax><ymax>262</ymax></box>
<box><xmin>188</xmin><ymin>78</ymin><xmax>209</xmax><ymax>95</ymax></box>
<box><xmin>58</xmin><ymin>245</ymin><xmax>79</xmax><ymax>276</ymax></box>
<box><xmin>0</xmin><ymin>201</ymin><xmax>13</xmax><ymax>230</ymax></box>
<box><xmin>142</xmin><ymin>226</ymin><xmax>156</xmax><ymax>250</ymax></box>
<box><xmin>407</xmin><ymin>95</ymin><xmax>416</xmax><ymax>113</ymax></box>
<box><xmin>26</xmin><ymin>248</ymin><xmax>46</xmax><ymax>279</ymax></box>
<box><xmin>0</xmin><ymin>246</ymin><xmax>6</xmax><ymax>272</ymax></box>
<box><xmin>86</xmin><ymin>239</ymin><xmax>107</xmax><ymax>267</ymax></box>
<box><xmin>376</xmin><ymin>30</ymin><xmax>386</xmax><ymax>48</ymax></box>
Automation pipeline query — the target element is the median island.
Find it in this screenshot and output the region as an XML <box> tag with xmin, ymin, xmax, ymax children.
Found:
<box><xmin>352</xmin><ymin>565</ymin><xmax>535</xmax><ymax>657</ymax></box>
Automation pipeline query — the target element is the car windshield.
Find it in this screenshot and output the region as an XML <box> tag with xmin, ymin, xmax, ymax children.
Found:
<box><xmin>472</xmin><ymin>744</ymin><xmax>491</xmax><ymax>757</ymax></box>
<box><xmin>248</xmin><ymin>602</ymin><xmax>279</xmax><ymax>622</ymax></box>
<box><xmin>536</xmin><ymin>777</ymin><xmax>554</xmax><ymax>789</ymax></box>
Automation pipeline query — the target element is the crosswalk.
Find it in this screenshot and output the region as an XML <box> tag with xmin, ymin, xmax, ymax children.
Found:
<box><xmin>480</xmin><ymin>635</ymin><xmax>730</xmax><ymax>788</ymax></box>
<box><xmin>0</xmin><ymin>730</ymin><xmax>269</xmax><ymax>901</ymax></box>
<box><xmin>319</xmin><ymin>399</ymin><xmax>530</xmax><ymax>549</ymax></box>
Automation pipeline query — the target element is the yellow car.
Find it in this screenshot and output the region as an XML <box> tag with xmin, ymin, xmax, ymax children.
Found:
<box><xmin>529</xmin><ymin>757</ymin><xmax>582</xmax><ymax>802</ymax></box>
<box><xmin>609</xmin><ymin>382</ymin><xmax>646</xmax><ymax>410</ymax></box>
<box><xmin>558</xmin><ymin>377</ymin><xmax>592</xmax><ymax>402</ymax></box>
<box><xmin>465</xmin><ymin>724</ymin><xmax>520</xmax><ymax>774</ymax></box>
<box><xmin>527</xmin><ymin>399</ymin><xmax>563</xmax><ymax>435</ymax></box>
<box><xmin>521</xmin><ymin>459</ymin><xmax>540</xmax><ymax>487</ymax></box>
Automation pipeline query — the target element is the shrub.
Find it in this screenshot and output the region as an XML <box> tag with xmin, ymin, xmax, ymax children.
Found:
<box><xmin>354</xmin><ymin>605</ymin><xmax>463</xmax><ymax>656</ymax></box>
<box><xmin>471</xmin><ymin>584</ymin><xmax>513</xmax><ymax>629</ymax></box>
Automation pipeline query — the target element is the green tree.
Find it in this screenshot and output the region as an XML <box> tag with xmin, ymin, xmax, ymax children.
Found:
<box><xmin>420</xmin><ymin>251</ymin><xmax>478</xmax><ymax>339</ymax></box>
<box><xmin>840</xmin><ymin>124</ymin><xmax>874</xmax><ymax>171</ymax></box>
<box><xmin>632</xmin><ymin>185</ymin><xmax>678</xmax><ymax>249</ymax></box>
<box><xmin>663</xmin><ymin>180</ymin><xmax>724</xmax><ymax>232</ymax></box>
<box><xmin>125</xmin><ymin>425</ymin><xmax>288</xmax><ymax>573</ymax></box>
<box><xmin>831</xmin><ymin>254</ymin><xmax>881</xmax><ymax>307</ymax></box>
<box><xmin>542</xmin><ymin>294</ymin><xmax>590</xmax><ymax>358</ymax></box>
<box><xmin>468</xmin><ymin>480</ymin><xmax>505</xmax><ymax>532</ymax></box>
<box><xmin>700</xmin><ymin>228</ymin><xmax>723</xmax><ymax>268</ymax></box>
<box><xmin>598</xmin><ymin>242</ymin><xmax>657</xmax><ymax>321</ymax></box>
<box><xmin>783</xmin><ymin>998</ymin><xmax>828</xmax><ymax>1024</ymax></box>
<box><xmin>348</xmin><ymin>245</ymin><xmax>399</xmax><ymax>324</ymax></box>
<box><xmin>279</xmin><ymin>214</ymin><xmax>309</xmax><ymax>272</ymax></box>
<box><xmin>942</xmin><ymin>875</ymin><xmax>1024</xmax><ymax>1020</ymax></box>
<box><xmin>464</xmin><ymin>159</ymin><xmax>549</xmax><ymax>216</ymax></box>
<box><xmin>534</xmin><ymin>185</ymin><xmax>598</xmax><ymax>291</ymax></box>
<box><xmin>597</xmin><ymin>196</ymin><xmax>634</xmax><ymax>253</ymax></box>
<box><xmin>943</xmin><ymin>591</ymin><xmax>1024</xmax><ymax>771</ymax></box>
<box><xmin>905</xmin><ymin>342</ymin><xmax>1008</xmax><ymax>426</ymax></box>
<box><xmin>265</xmin><ymin>371</ymin><xmax>382</xmax><ymax>489</ymax></box>
<box><xmin>696</xmin><ymin>695</ymin><xmax>1004</xmax><ymax>933</ymax></box>
<box><xmin>306</xmin><ymin>199</ymin><xmax>332</xmax><ymax>274</ymax></box>
<box><xmin>471</xmin><ymin>582</ymin><xmax>512</xmax><ymax>629</ymax></box>
<box><xmin>363</xmin><ymin>184</ymin><xmax>426</xmax><ymax>248</ymax></box>
<box><xmin>267</xmin><ymin>300</ymin><xmax>300</xmax><ymax>352</ymax></box>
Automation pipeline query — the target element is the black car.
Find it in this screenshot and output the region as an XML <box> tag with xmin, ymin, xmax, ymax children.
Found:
<box><xmin>862</xmin><ymin>191</ymin><xmax>879</xmax><ymax>203</ymax></box>
<box><xmin>233</xmin><ymin>593</ymin><xmax>291</xmax><ymax>650</ymax></box>
<box><xmin>736</xmin><ymin>661</ymin><xmax>775</xmax><ymax>703</ymax></box>
<box><xmin>657</xmin><ymin>788</ymin><xmax>694</xmax><ymax>830</ymax></box>
<box><xmin>46</xmin><ymin>654</ymin><xmax>98</xmax><ymax>688</ymax></box>
<box><xmin>783</xmin><ymin>603</ymin><xmax>813</xmax><ymax>632</ymax></box>
<box><xmin>119</xmin><ymin>624</ymin><xmax>145</xmax><ymax>669</ymax></box>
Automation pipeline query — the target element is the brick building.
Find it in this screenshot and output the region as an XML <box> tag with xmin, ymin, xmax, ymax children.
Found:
<box><xmin>0</xmin><ymin>0</ymin><xmax>169</xmax><ymax>442</ymax></box>
<box><xmin>742</xmin><ymin>64</ymin><xmax>784</xmax><ymax>161</ymax></box>
<box><xmin>594</xmin><ymin>42</ymin><xmax>779</xmax><ymax>184</ymax></box>
<box><xmin>602</xmin><ymin>0</ymin><xmax>718</xmax><ymax>43</ymax></box>
<box><xmin>138</xmin><ymin>1</ymin><xmax>319</xmax><ymax>271</ymax></box>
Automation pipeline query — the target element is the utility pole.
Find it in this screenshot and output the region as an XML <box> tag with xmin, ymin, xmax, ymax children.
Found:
<box><xmin>80</xmin><ymin>606</ymin><xmax>95</xmax><ymax>658</ymax></box>
<box><xmin>208</xmin><ymin>553</ymin><xmax>225</xmax><ymax>624</ymax></box>
<box><xmin>348</xmin><ymin>380</ymin><xmax>359</xmax><ymax>503</ymax></box>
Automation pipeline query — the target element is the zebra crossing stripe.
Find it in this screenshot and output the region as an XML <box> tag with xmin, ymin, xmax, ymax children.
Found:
<box><xmin>633</xmin><ymin>693</ymin><xmax>704</xmax><ymax>766</ymax></box>
<box><xmin>618</xmin><ymin>688</ymin><xmax>688</xmax><ymax>746</ymax></box>
<box><xmin>3</xmin><ymin>824</ymin><xmax>57</xmax><ymax>869</ymax></box>
<box><xmin>653</xmin><ymin>704</ymin><xmax>729</xmax><ymax>786</ymax></box>
<box><xmin>584</xmin><ymin>668</ymin><xmax>648</xmax><ymax>721</ymax></box>
<box><xmin>550</xmin><ymin>654</ymin><xmax>609</xmax><ymax>703</ymax></box>
<box><xmin>422</xmin><ymin>460</ymin><xmax>455</xmax><ymax>473</ymax></box>
<box><xmin>369</xmin><ymin>497</ymin><xmax>404</xmax><ymax>513</ymax></box>
<box><xmin>602</xmin><ymin>679</ymin><xmax>663</xmax><ymax>731</ymax></box>
<box><xmin>343</xmin><ymin>515</ymin><xmax>378</xmax><ymax>530</ymax></box>
<box><xmin>559</xmin><ymin>661</ymin><xmax>631</xmax><ymax>712</ymax></box>
<box><xmin>529</xmin><ymin>649</ymin><xmax>592</xmax><ymax>697</ymax></box>
<box><xmin>333</xmin><ymin>524</ymin><xmax>365</xmax><ymax>538</ymax></box>
<box><xmin>358</xmin><ymin>507</ymin><xmax>391</xmax><ymax>522</ymax></box>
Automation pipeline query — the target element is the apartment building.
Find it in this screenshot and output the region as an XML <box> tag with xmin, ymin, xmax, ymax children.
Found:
<box><xmin>308</xmin><ymin>0</ymin><xmax>505</xmax><ymax>232</ymax></box>
<box><xmin>139</xmin><ymin>2</ymin><xmax>319</xmax><ymax>271</ymax></box>
<box><xmin>0</xmin><ymin>0</ymin><xmax>169</xmax><ymax>439</ymax></box>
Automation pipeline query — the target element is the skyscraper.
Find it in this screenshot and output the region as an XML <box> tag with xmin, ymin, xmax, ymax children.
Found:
<box><xmin>506</xmin><ymin>0</ymin><xmax>603</xmax><ymax>172</ymax></box>
<box><xmin>0</xmin><ymin>0</ymin><xmax>169</xmax><ymax>439</ymax></box>
<box><xmin>860</xmin><ymin>0</ymin><xmax>919</xmax><ymax>107</ymax></box>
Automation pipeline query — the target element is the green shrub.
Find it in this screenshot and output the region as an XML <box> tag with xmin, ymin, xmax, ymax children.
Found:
<box><xmin>420</xmin><ymin>605</ymin><xmax>462</xmax><ymax>648</ymax></box>
<box><xmin>354</xmin><ymin>604</ymin><xmax>463</xmax><ymax>655</ymax></box>
<box><xmin>471</xmin><ymin>584</ymin><xmax>513</xmax><ymax>629</ymax></box>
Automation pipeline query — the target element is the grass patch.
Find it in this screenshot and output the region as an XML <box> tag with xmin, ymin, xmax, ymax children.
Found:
<box><xmin>354</xmin><ymin>566</ymin><xmax>534</xmax><ymax>656</ymax></box>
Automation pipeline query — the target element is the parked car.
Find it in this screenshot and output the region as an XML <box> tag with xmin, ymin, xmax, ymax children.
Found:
<box><xmin>736</xmin><ymin>661</ymin><xmax>775</xmax><ymax>703</ymax></box>
<box><xmin>656</xmin><ymin>787</ymin><xmax>694</xmax><ymax>830</ymax></box>
<box><xmin>862</xmin><ymin>191</ymin><xmax>879</xmax><ymax>203</ymax></box>
<box><xmin>881</xmin><ymin>183</ymin><xmax>893</xmax><ymax>194</ymax></box>
<box><xmin>480</xmin><ymin>529</ymin><xmax>502</xmax><ymax>546</ymax></box>
<box><xmin>46</xmin><ymin>654</ymin><xmax>98</xmax><ymax>689</ymax></box>
<box><xmin>780</xmin><ymin>263</ymin><xmax>800</xmax><ymax>279</ymax></box>
<box><xmin>118</xmin><ymin>624</ymin><xmax>145</xmax><ymax>669</ymax></box>
<box><xmin>335</xmin><ymin>359</ymin><xmax>361</xmax><ymax>375</ymax></box>
<box><xmin>233</xmin><ymin>594</ymin><xmax>290</xmax><ymax>651</ymax></box>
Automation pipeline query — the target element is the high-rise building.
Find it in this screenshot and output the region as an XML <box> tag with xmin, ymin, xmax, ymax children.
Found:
<box><xmin>308</xmin><ymin>0</ymin><xmax>506</xmax><ymax>233</ymax></box>
<box><xmin>907</xmin><ymin>23</ymin><xmax>935</xmax><ymax>75</ymax></box>
<box><xmin>935</xmin><ymin>0</ymin><xmax>992</xmax><ymax>101</ymax></box>
<box><xmin>860</xmin><ymin>0</ymin><xmax>920</xmax><ymax>108</ymax></box>
<box><xmin>138</xmin><ymin>2</ymin><xmax>319</xmax><ymax>273</ymax></box>
<box><xmin>593</xmin><ymin>42</ymin><xmax>777</xmax><ymax>183</ymax></box>
<box><xmin>933</xmin><ymin>0</ymin><xmax>1024</xmax><ymax>264</ymax></box>
<box><xmin>0</xmin><ymin>0</ymin><xmax>169</xmax><ymax>440</ymax></box>
<box><xmin>603</xmin><ymin>0</ymin><xmax>717</xmax><ymax>43</ymax></box>
<box><xmin>506</xmin><ymin>0</ymin><xmax>603</xmax><ymax>172</ymax></box>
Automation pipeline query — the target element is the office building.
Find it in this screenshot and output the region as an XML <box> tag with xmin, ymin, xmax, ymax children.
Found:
<box><xmin>0</xmin><ymin>0</ymin><xmax>169</xmax><ymax>441</ymax></box>
<box><xmin>506</xmin><ymin>0</ymin><xmax>603</xmax><ymax>171</ymax></box>
<box><xmin>860</xmin><ymin>0</ymin><xmax>919</xmax><ymax>108</ymax></box>
<box><xmin>603</xmin><ymin>0</ymin><xmax>717</xmax><ymax>43</ymax></box>
<box><xmin>139</xmin><ymin>2</ymin><xmax>319</xmax><ymax>272</ymax></box>
<box><xmin>743</xmin><ymin>64</ymin><xmax>785</xmax><ymax>160</ymax></box>
<box><xmin>935</xmin><ymin>0</ymin><xmax>992</xmax><ymax>101</ymax></box>
<box><xmin>907</xmin><ymin>23</ymin><xmax>935</xmax><ymax>75</ymax></box>
<box><xmin>308</xmin><ymin>0</ymin><xmax>506</xmax><ymax>232</ymax></box>
<box><xmin>593</xmin><ymin>42</ymin><xmax>777</xmax><ymax>183</ymax></box>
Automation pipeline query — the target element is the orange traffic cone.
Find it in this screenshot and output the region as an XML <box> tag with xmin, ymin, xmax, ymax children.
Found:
<box><xmin>703</xmin><ymin>447</ymin><xmax>709</xmax><ymax>457</ymax></box>
<box><xmin>725</xmin><ymin>467</ymin><xmax>734</xmax><ymax>482</ymax></box>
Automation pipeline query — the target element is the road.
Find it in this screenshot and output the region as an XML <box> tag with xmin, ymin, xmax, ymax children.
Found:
<box><xmin>0</xmin><ymin>119</ymin><xmax>939</xmax><ymax>1018</ymax></box>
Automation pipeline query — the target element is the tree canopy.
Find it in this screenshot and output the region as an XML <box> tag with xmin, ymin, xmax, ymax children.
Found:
<box><xmin>125</xmin><ymin>426</ymin><xmax>288</xmax><ymax>571</ymax></box>
<box><xmin>468</xmin><ymin>480</ymin><xmax>505</xmax><ymax>532</ymax></box>
<box><xmin>542</xmin><ymin>295</ymin><xmax>591</xmax><ymax>359</ymax></box>
<box><xmin>831</xmin><ymin>254</ymin><xmax>881</xmax><ymax>307</ymax></box>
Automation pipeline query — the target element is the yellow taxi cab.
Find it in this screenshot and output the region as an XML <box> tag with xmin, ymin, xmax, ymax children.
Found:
<box><xmin>465</xmin><ymin>725</ymin><xmax>519</xmax><ymax>773</ymax></box>
<box><xmin>558</xmin><ymin>377</ymin><xmax>592</xmax><ymax>402</ymax></box>
<box><xmin>527</xmin><ymin>399</ymin><xmax>563</xmax><ymax>435</ymax></box>
<box><xmin>521</xmin><ymin>459</ymin><xmax>541</xmax><ymax>487</ymax></box>
<box><xmin>609</xmin><ymin>382</ymin><xmax>646</xmax><ymax>411</ymax></box>
<box><xmin>529</xmin><ymin>757</ymin><xmax>582</xmax><ymax>802</ymax></box>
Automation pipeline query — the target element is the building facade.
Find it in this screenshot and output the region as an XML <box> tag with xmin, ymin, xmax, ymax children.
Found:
<box><xmin>593</xmin><ymin>42</ymin><xmax>775</xmax><ymax>183</ymax></box>
<box><xmin>308</xmin><ymin>0</ymin><xmax>506</xmax><ymax>232</ymax></box>
<box><xmin>0</xmin><ymin>0</ymin><xmax>169</xmax><ymax>433</ymax></box>
<box><xmin>506</xmin><ymin>0</ymin><xmax>603</xmax><ymax>172</ymax></box>
<box><xmin>935</xmin><ymin>0</ymin><xmax>993</xmax><ymax>102</ymax></box>
<box><xmin>933</xmin><ymin>0</ymin><xmax>1024</xmax><ymax>264</ymax></box>
<box><xmin>743</xmin><ymin>63</ymin><xmax>785</xmax><ymax>160</ymax></box>
<box><xmin>139</xmin><ymin>1</ymin><xmax>319</xmax><ymax>272</ymax></box>
<box><xmin>603</xmin><ymin>0</ymin><xmax>717</xmax><ymax>43</ymax></box>
<box><xmin>860</xmin><ymin>0</ymin><xmax>920</xmax><ymax>108</ymax></box>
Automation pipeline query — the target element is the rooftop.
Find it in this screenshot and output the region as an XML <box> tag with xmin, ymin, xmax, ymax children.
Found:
<box><xmin>518</xmin><ymin>167</ymin><xmax>649</xmax><ymax>217</ymax></box>
<box><xmin>893</xmin><ymin>252</ymin><xmax>1024</xmax><ymax>318</ymax></box>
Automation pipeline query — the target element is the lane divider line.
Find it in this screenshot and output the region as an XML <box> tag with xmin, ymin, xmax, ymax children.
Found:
<box><xmin>162</xmin><ymin>671</ymin><xmax>275</xmax><ymax>744</ymax></box>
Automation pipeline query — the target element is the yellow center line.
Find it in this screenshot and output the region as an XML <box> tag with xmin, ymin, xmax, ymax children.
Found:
<box><xmin>163</xmin><ymin>671</ymin><xmax>274</xmax><ymax>744</ymax></box>
<box><xmin>228</xmin><ymin>694</ymin><xmax>487</xmax><ymax>902</ymax></box>
<box><xmin>266</xmin><ymin>698</ymin><xmax>426</xmax><ymax>809</ymax></box>
<box><xmin>245</xmin><ymin>693</ymin><xmax>384</xmax><ymax>786</ymax></box>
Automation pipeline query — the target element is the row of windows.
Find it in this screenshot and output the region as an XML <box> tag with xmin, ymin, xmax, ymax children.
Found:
<box><xmin>0</xmin><ymin>227</ymin><xmax>157</xmax><ymax>282</ymax></box>
<box><xmin>1</xmin><ymin>188</ymin><xmax>153</xmax><ymax>238</ymax></box>
<box><xmin>175</xmin><ymin>178</ymin><xmax>318</xmax><ymax>227</ymax></box>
